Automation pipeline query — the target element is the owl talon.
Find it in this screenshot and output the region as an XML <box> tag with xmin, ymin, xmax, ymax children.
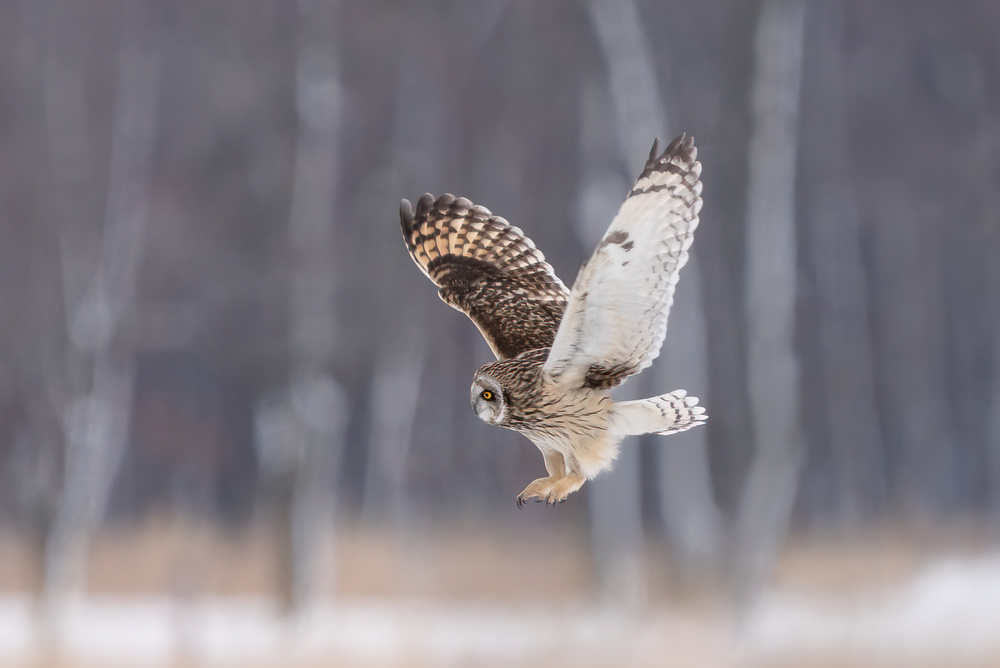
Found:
<box><xmin>517</xmin><ymin>473</ymin><xmax>588</xmax><ymax>507</ymax></box>
<box><xmin>517</xmin><ymin>477</ymin><xmax>553</xmax><ymax>507</ymax></box>
<box><xmin>517</xmin><ymin>492</ymin><xmax>540</xmax><ymax>508</ymax></box>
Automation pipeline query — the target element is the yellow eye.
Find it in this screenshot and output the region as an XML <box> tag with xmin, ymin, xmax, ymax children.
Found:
<box><xmin>481</xmin><ymin>390</ymin><xmax>494</xmax><ymax>401</ymax></box>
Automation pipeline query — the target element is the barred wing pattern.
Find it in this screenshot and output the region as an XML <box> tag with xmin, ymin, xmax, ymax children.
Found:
<box><xmin>543</xmin><ymin>135</ymin><xmax>703</xmax><ymax>389</ymax></box>
<box><xmin>400</xmin><ymin>193</ymin><xmax>569</xmax><ymax>359</ymax></box>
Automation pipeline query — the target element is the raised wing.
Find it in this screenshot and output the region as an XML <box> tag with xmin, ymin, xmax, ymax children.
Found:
<box><xmin>400</xmin><ymin>193</ymin><xmax>569</xmax><ymax>359</ymax></box>
<box><xmin>543</xmin><ymin>134</ymin><xmax>703</xmax><ymax>389</ymax></box>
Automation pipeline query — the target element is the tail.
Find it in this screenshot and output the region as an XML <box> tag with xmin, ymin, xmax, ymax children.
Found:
<box><xmin>614</xmin><ymin>390</ymin><xmax>707</xmax><ymax>437</ymax></box>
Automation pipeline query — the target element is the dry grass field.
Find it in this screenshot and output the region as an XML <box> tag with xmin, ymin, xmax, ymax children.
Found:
<box><xmin>0</xmin><ymin>519</ymin><xmax>997</xmax><ymax>668</ymax></box>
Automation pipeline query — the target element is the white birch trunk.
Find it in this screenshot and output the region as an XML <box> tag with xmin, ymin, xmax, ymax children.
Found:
<box><xmin>261</xmin><ymin>0</ymin><xmax>346</xmax><ymax>614</ymax></box>
<box><xmin>582</xmin><ymin>0</ymin><xmax>649</xmax><ymax>607</ymax></box>
<box><xmin>734</xmin><ymin>0</ymin><xmax>806</xmax><ymax>610</ymax></box>
<box><xmin>584</xmin><ymin>0</ymin><xmax>720</xmax><ymax>596</ymax></box>
<box><xmin>43</xmin><ymin>6</ymin><xmax>158</xmax><ymax>617</ymax></box>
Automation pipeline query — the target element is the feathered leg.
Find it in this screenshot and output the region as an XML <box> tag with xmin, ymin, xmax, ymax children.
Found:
<box><xmin>517</xmin><ymin>449</ymin><xmax>585</xmax><ymax>507</ymax></box>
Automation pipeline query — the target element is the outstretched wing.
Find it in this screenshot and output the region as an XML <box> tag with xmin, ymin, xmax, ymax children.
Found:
<box><xmin>543</xmin><ymin>134</ymin><xmax>703</xmax><ymax>389</ymax></box>
<box><xmin>400</xmin><ymin>193</ymin><xmax>569</xmax><ymax>359</ymax></box>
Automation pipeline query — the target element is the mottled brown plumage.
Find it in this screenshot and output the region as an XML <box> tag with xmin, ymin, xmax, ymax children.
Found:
<box><xmin>399</xmin><ymin>193</ymin><xmax>567</xmax><ymax>359</ymax></box>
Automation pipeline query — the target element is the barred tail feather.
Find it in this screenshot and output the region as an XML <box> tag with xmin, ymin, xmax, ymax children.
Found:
<box><xmin>614</xmin><ymin>390</ymin><xmax>707</xmax><ymax>437</ymax></box>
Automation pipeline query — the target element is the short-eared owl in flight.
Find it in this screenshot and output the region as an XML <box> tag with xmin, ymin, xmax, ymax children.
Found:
<box><xmin>400</xmin><ymin>134</ymin><xmax>706</xmax><ymax>506</ymax></box>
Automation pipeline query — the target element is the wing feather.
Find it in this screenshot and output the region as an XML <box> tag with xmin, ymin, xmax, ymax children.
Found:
<box><xmin>400</xmin><ymin>193</ymin><xmax>569</xmax><ymax>359</ymax></box>
<box><xmin>543</xmin><ymin>134</ymin><xmax>703</xmax><ymax>388</ymax></box>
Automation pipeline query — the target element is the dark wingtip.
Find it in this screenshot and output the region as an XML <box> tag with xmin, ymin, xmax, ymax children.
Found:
<box><xmin>663</xmin><ymin>133</ymin><xmax>686</xmax><ymax>155</ymax></box>
<box><xmin>647</xmin><ymin>133</ymin><xmax>696</xmax><ymax>166</ymax></box>
<box><xmin>658</xmin><ymin>133</ymin><xmax>696</xmax><ymax>164</ymax></box>
<box><xmin>415</xmin><ymin>192</ymin><xmax>435</xmax><ymax>219</ymax></box>
<box><xmin>399</xmin><ymin>198</ymin><xmax>413</xmax><ymax>232</ymax></box>
<box><xmin>632</xmin><ymin>133</ymin><xmax>699</xmax><ymax>185</ymax></box>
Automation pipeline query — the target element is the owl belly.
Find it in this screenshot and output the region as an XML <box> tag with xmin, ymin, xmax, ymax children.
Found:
<box><xmin>523</xmin><ymin>392</ymin><xmax>620</xmax><ymax>480</ymax></box>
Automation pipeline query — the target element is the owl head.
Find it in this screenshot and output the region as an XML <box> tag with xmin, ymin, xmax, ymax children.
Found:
<box><xmin>471</xmin><ymin>374</ymin><xmax>507</xmax><ymax>426</ymax></box>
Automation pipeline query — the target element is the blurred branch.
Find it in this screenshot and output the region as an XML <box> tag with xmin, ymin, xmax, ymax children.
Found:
<box><xmin>733</xmin><ymin>0</ymin><xmax>806</xmax><ymax>611</ymax></box>
<box><xmin>44</xmin><ymin>75</ymin><xmax>96</xmax><ymax>310</ymax></box>
<box><xmin>69</xmin><ymin>29</ymin><xmax>158</xmax><ymax>353</ymax></box>
<box><xmin>257</xmin><ymin>0</ymin><xmax>346</xmax><ymax>615</ymax></box>
<box><xmin>584</xmin><ymin>0</ymin><xmax>668</xmax><ymax>169</ymax></box>
<box><xmin>43</xmin><ymin>3</ymin><xmax>159</xmax><ymax>609</ymax></box>
<box><xmin>288</xmin><ymin>0</ymin><xmax>342</xmax><ymax>369</ymax></box>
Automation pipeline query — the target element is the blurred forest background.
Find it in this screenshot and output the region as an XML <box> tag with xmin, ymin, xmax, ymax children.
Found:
<box><xmin>0</xmin><ymin>0</ymin><xmax>999</xmax><ymax>665</ymax></box>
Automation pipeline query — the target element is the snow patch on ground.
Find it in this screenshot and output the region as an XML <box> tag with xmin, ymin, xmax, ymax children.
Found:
<box><xmin>0</xmin><ymin>596</ymin><xmax>729</xmax><ymax>667</ymax></box>
<box><xmin>1</xmin><ymin>554</ymin><xmax>999</xmax><ymax>666</ymax></box>
<box><xmin>744</xmin><ymin>554</ymin><xmax>1000</xmax><ymax>662</ymax></box>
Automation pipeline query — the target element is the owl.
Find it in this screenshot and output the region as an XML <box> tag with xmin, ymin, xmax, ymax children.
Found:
<box><xmin>400</xmin><ymin>134</ymin><xmax>707</xmax><ymax>506</ymax></box>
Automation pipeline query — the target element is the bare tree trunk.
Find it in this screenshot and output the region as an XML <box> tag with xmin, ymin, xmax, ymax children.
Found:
<box><xmin>583</xmin><ymin>0</ymin><xmax>721</xmax><ymax>595</ymax></box>
<box><xmin>578</xmin><ymin>2</ymin><xmax>644</xmax><ymax>606</ymax></box>
<box><xmin>987</xmin><ymin>108</ymin><xmax>1000</xmax><ymax>526</ymax></box>
<box><xmin>991</xmin><ymin>225</ymin><xmax>1000</xmax><ymax>521</ymax></box>
<box><xmin>575</xmin><ymin>74</ymin><xmax>643</xmax><ymax>605</ymax></box>
<box><xmin>48</xmin><ymin>357</ymin><xmax>135</xmax><ymax>597</ymax></box>
<box><xmin>362</xmin><ymin>36</ymin><xmax>445</xmax><ymax>526</ymax></box>
<box><xmin>584</xmin><ymin>0</ymin><xmax>668</xmax><ymax>172</ymax></box>
<box><xmin>42</xmin><ymin>2</ymin><xmax>158</xmax><ymax>622</ymax></box>
<box><xmin>364</xmin><ymin>336</ymin><xmax>425</xmax><ymax>524</ymax></box>
<box><xmin>656</xmin><ymin>262</ymin><xmax>723</xmax><ymax>574</ymax></box>
<box><xmin>259</xmin><ymin>0</ymin><xmax>346</xmax><ymax>615</ymax></box>
<box><xmin>798</xmin><ymin>0</ymin><xmax>884</xmax><ymax>525</ymax></box>
<box><xmin>733</xmin><ymin>0</ymin><xmax>806</xmax><ymax>610</ymax></box>
<box><xmin>363</xmin><ymin>0</ymin><xmax>515</xmax><ymax>521</ymax></box>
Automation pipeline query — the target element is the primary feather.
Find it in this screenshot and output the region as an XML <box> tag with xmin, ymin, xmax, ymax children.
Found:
<box><xmin>543</xmin><ymin>134</ymin><xmax>703</xmax><ymax>389</ymax></box>
<box><xmin>400</xmin><ymin>193</ymin><xmax>569</xmax><ymax>359</ymax></box>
